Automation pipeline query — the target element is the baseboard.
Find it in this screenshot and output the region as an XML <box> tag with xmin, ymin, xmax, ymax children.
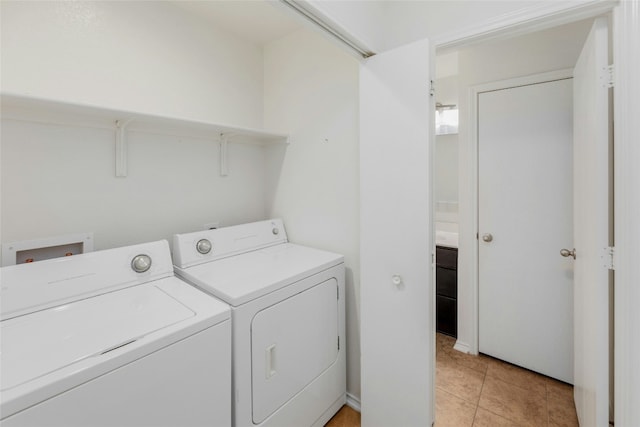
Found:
<box><xmin>453</xmin><ymin>340</ymin><xmax>471</xmax><ymax>354</ymax></box>
<box><xmin>346</xmin><ymin>392</ymin><xmax>361</xmax><ymax>412</ymax></box>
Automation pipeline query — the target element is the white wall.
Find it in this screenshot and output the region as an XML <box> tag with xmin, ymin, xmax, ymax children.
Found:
<box><xmin>455</xmin><ymin>19</ymin><xmax>592</xmax><ymax>351</ymax></box>
<box><xmin>263</xmin><ymin>29</ymin><xmax>361</xmax><ymax>401</ymax></box>
<box><xmin>0</xmin><ymin>1</ymin><xmax>272</xmax><ymax>251</ymax></box>
<box><xmin>435</xmin><ymin>134</ymin><xmax>459</xmax><ymax>208</ymax></box>
<box><xmin>434</xmin><ymin>75</ymin><xmax>460</xmax><ymax>220</ymax></box>
<box><xmin>0</xmin><ymin>1</ymin><xmax>263</xmax><ymax>128</ymax></box>
<box><xmin>1</xmin><ymin>120</ymin><xmax>270</xmax><ymax>250</ymax></box>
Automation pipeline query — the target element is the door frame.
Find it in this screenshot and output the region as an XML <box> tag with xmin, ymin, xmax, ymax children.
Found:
<box><xmin>462</xmin><ymin>68</ymin><xmax>574</xmax><ymax>356</ymax></box>
<box><xmin>439</xmin><ymin>2</ymin><xmax>640</xmax><ymax>425</ymax></box>
<box><xmin>422</xmin><ymin>0</ymin><xmax>640</xmax><ymax>424</ymax></box>
<box><xmin>611</xmin><ymin>3</ymin><xmax>640</xmax><ymax>426</ymax></box>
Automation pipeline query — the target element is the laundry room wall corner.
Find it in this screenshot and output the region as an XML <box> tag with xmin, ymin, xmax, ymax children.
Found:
<box><xmin>263</xmin><ymin>28</ymin><xmax>361</xmax><ymax>401</ymax></box>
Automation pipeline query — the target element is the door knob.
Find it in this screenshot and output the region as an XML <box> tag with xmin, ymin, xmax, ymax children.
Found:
<box><xmin>482</xmin><ymin>233</ymin><xmax>493</xmax><ymax>242</ymax></box>
<box><xmin>560</xmin><ymin>248</ymin><xmax>576</xmax><ymax>259</ymax></box>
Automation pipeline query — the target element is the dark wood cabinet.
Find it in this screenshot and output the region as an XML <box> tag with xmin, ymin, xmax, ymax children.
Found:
<box><xmin>436</xmin><ymin>246</ymin><xmax>458</xmax><ymax>337</ymax></box>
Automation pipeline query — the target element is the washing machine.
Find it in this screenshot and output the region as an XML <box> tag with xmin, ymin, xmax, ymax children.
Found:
<box><xmin>0</xmin><ymin>240</ymin><xmax>231</xmax><ymax>427</ymax></box>
<box><xmin>173</xmin><ymin>219</ymin><xmax>346</xmax><ymax>427</ymax></box>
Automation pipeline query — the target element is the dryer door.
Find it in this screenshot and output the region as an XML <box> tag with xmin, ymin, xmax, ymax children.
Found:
<box><xmin>251</xmin><ymin>278</ymin><xmax>339</xmax><ymax>424</ymax></box>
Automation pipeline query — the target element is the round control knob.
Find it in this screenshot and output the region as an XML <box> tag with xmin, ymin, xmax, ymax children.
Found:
<box><xmin>482</xmin><ymin>233</ymin><xmax>493</xmax><ymax>242</ymax></box>
<box><xmin>196</xmin><ymin>239</ymin><xmax>212</xmax><ymax>254</ymax></box>
<box><xmin>131</xmin><ymin>254</ymin><xmax>152</xmax><ymax>273</ymax></box>
<box><xmin>272</xmin><ymin>228</ymin><xmax>279</xmax><ymax>235</ymax></box>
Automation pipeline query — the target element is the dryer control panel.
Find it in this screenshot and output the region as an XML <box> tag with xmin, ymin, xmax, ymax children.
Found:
<box><xmin>173</xmin><ymin>219</ymin><xmax>288</xmax><ymax>268</ymax></box>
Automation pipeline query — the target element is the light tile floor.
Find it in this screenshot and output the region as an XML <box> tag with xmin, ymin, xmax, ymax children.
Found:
<box><xmin>325</xmin><ymin>333</ymin><xmax>579</xmax><ymax>427</ymax></box>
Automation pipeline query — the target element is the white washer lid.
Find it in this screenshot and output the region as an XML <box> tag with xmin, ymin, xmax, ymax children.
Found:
<box><xmin>1</xmin><ymin>281</ymin><xmax>195</xmax><ymax>392</ymax></box>
<box><xmin>0</xmin><ymin>240</ymin><xmax>174</xmax><ymax>320</ymax></box>
<box><xmin>175</xmin><ymin>243</ymin><xmax>343</xmax><ymax>306</ymax></box>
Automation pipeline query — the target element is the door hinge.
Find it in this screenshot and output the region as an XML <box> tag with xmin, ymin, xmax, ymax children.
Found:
<box><xmin>430</xmin><ymin>80</ymin><xmax>435</xmax><ymax>97</ymax></box>
<box><xmin>337</xmin><ymin>285</ymin><xmax>339</xmax><ymax>300</ymax></box>
<box><xmin>338</xmin><ymin>336</ymin><xmax>340</xmax><ymax>350</ymax></box>
<box><xmin>602</xmin><ymin>246</ymin><xmax>615</xmax><ymax>270</ymax></box>
<box><xmin>601</xmin><ymin>64</ymin><xmax>614</xmax><ymax>88</ymax></box>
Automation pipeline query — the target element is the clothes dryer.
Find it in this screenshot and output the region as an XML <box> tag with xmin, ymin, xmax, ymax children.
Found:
<box><xmin>0</xmin><ymin>240</ymin><xmax>231</xmax><ymax>427</ymax></box>
<box><xmin>173</xmin><ymin>219</ymin><xmax>346</xmax><ymax>427</ymax></box>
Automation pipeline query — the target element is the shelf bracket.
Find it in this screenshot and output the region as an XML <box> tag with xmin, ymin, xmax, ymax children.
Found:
<box><xmin>220</xmin><ymin>133</ymin><xmax>229</xmax><ymax>177</ymax></box>
<box><xmin>115</xmin><ymin>119</ymin><xmax>133</xmax><ymax>177</ymax></box>
<box><xmin>220</xmin><ymin>133</ymin><xmax>239</xmax><ymax>177</ymax></box>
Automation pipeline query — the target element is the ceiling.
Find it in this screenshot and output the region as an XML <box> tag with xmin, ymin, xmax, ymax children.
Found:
<box><xmin>170</xmin><ymin>0</ymin><xmax>597</xmax><ymax>62</ymax></box>
<box><xmin>170</xmin><ymin>0</ymin><xmax>302</xmax><ymax>46</ymax></box>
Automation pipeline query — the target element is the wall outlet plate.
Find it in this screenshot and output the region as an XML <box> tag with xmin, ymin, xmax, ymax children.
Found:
<box><xmin>203</xmin><ymin>222</ymin><xmax>220</xmax><ymax>230</ymax></box>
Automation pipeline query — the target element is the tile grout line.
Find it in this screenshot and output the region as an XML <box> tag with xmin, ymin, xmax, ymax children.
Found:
<box><xmin>479</xmin><ymin>370</ymin><xmax>550</xmax><ymax>426</ymax></box>
<box><xmin>546</xmin><ymin>381</ymin><xmax>551</xmax><ymax>427</ymax></box>
<box><xmin>438</xmin><ymin>334</ymin><xmax>577</xmax><ymax>427</ymax></box>
<box><xmin>470</xmin><ymin>367</ymin><xmax>487</xmax><ymax>426</ymax></box>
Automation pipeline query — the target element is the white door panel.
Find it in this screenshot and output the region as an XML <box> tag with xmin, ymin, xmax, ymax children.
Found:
<box><xmin>360</xmin><ymin>39</ymin><xmax>433</xmax><ymax>427</ymax></box>
<box><xmin>572</xmin><ymin>17</ymin><xmax>610</xmax><ymax>427</ymax></box>
<box><xmin>478</xmin><ymin>78</ymin><xmax>574</xmax><ymax>383</ymax></box>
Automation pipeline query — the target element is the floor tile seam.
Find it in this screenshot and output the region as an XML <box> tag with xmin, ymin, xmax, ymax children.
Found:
<box><xmin>476</xmin><ymin>403</ymin><xmax>544</xmax><ymax>427</ymax></box>
<box><xmin>448</xmin><ymin>356</ymin><xmax>488</xmax><ymax>373</ymax></box>
<box><xmin>546</xmin><ymin>389</ymin><xmax>575</xmax><ymax>406</ymax></box>
<box><xmin>546</xmin><ymin>381</ymin><xmax>551</xmax><ymax>426</ymax></box>
<box><xmin>478</xmin><ymin>376</ymin><xmax>551</xmax><ymax>427</ymax></box>
<box><xmin>452</xmin><ymin>350</ymin><xmax>489</xmax><ymax>374</ymax></box>
<box><xmin>470</xmin><ymin>369</ymin><xmax>488</xmax><ymax>426</ymax></box>
<box><xmin>547</xmin><ymin>396</ymin><xmax>578</xmax><ymax>425</ymax></box>
<box><xmin>480</xmin><ymin>402</ymin><xmax>541</xmax><ymax>427</ymax></box>
<box><xmin>435</xmin><ymin>385</ymin><xmax>481</xmax><ymax>407</ymax></box>
<box><xmin>459</xmin><ymin>361</ymin><xmax>489</xmax><ymax>375</ymax></box>
<box><xmin>484</xmin><ymin>360</ymin><xmax>550</xmax><ymax>383</ymax></box>
<box><xmin>484</xmin><ymin>362</ymin><xmax>548</xmax><ymax>380</ymax></box>
<box><xmin>445</xmin><ymin>358</ymin><xmax>488</xmax><ymax>376</ymax></box>
<box><xmin>483</xmin><ymin>372</ymin><xmax>548</xmax><ymax>399</ymax></box>
<box><xmin>436</xmin><ymin>383</ymin><xmax>482</xmax><ymax>406</ymax></box>
<box><xmin>475</xmin><ymin>401</ymin><xmax>549</xmax><ymax>427</ymax></box>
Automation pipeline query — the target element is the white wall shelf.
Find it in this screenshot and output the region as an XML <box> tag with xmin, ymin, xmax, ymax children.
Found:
<box><xmin>1</xmin><ymin>93</ymin><xmax>289</xmax><ymax>177</ymax></box>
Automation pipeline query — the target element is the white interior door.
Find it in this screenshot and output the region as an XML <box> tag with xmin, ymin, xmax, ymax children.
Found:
<box><xmin>572</xmin><ymin>17</ymin><xmax>610</xmax><ymax>427</ymax></box>
<box><xmin>478</xmin><ymin>77</ymin><xmax>574</xmax><ymax>383</ymax></box>
<box><xmin>360</xmin><ymin>39</ymin><xmax>433</xmax><ymax>427</ymax></box>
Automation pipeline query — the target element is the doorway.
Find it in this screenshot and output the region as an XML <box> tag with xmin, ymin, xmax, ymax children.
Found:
<box><xmin>433</xmin><ymin>16</ymin><xmax>605</xmax><ymax>426</ymax></box>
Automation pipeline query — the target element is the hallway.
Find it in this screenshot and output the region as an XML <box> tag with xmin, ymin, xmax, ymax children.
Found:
<box><xmin>435</xmin><ymin>334</ymin><xmax>578</xmax><ymax>426</ymax></box>
<box><xmin>326</xmin><ymin>333</ymin><xmax>579</xmax><ymax>426</ymax></box>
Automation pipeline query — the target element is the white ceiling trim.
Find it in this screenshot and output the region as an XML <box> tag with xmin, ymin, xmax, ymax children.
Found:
<box><xmin>434</xmin><ymin>0</ymin><xmax>618</xmax><ymax>51</ymax></box>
